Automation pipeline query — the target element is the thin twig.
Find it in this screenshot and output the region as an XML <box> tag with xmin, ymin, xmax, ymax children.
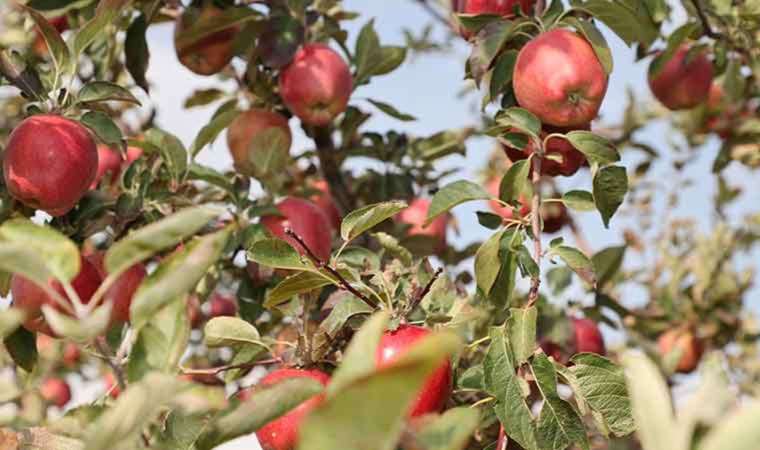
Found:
<box><xmin>527</xmin><ymin>154</ymin><xmax>543</xmax><ymax>307</ymax></box>
<box><xmin>284</xmin><ymin>228</ymin><xmax>376</xmax><ymax>308</ymax></box>
<box><xmin>410</xmin><ymin>268</ymin><xmax>443</xmax><ymax>311</ymax></box>
<box><xmin>180</xmin><ymin>358</ymin><xmax>282</xmax><ymax>376</ymax></box>
<box><xmin>690</xmin><ymin>0</ymin><xmax>724</xmax><ymax>40</ymax></box>
<box><xmin>415</xmin><ymin>0</ymin><xmax>451</xmax><ymax>27</ymax></box>
<box><xmin>94</xmin><ymin>338</ymin><xmax>126</xmax><ymax>393</ymax></box>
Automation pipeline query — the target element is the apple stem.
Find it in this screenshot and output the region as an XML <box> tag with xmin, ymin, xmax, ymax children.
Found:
<box><xmin>527</xmin><ymin>152</ymin><xmax>543</xmax><ymax>307</ymax></box>
<box><xmin>284</xmin><ymin>228</ymin><xmax>377</xmax><ymax>308</ymax></box>
<box><xmin>94</xmin><ymin>338</ymin><xmax>126</xmax><ymax>394</ymax></box>
<box><xmin>181</xmin><ymin>358</ymin><xmax>282</xmax><ymax>375</ymax></box>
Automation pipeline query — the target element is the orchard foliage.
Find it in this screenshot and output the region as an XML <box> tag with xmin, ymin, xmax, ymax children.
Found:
<box><xmin>0</xmin><ymin>0</ymin><xmax>759</xmax><ymax>450</ymax></box>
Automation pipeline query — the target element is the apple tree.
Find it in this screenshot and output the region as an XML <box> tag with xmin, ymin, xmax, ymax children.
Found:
<box><xmin>0</xmin><ymin>0</ymin><xmax>759</xmax><ymax>449</ymax></box>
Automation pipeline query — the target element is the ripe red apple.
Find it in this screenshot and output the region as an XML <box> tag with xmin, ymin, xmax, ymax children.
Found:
<box><xmin>571</xmin><ymin>317</ymin><xmax>605</xmax><ymax>355</ymax></box>
<box><xmin>174</xmin><ymin>4</ymin><xmax>238</xmax><ymax>76</ymax></box>
<box><xmin>246</xmin><ymin>368</ymin><xmax>330</xmax><ymax>450</ymax></box>
<box><xmin>310</xmin><ymin>180</ymin><xmax>342</xmax><ymax>231</ymax></box>
<box><xmin>376</xmin><ymin>325</ymin><xmax>452</xmax><ymax>417</ymax></box>
<box><xmin>86</xmin><ymin>251</ymin><xmax>147</xmax><ymax>324</ymax></box>
<box><xmin>487</xmin><ymin>178</ymin><xmax>531</xmax><ymax>222</ymax></box>
<box><xmin>648</xmin><ymin>45</ymin><xmax>713</xmax><ymax>111</ymax></box>
<box><xmin>39</xmin><ymin>377</ymin><xmax>71</xmax><ymax>408</ymax></box>
<box><xmin>90</xmin><ymin>145</ymin><xmax>143</xmax><ymax>190</ymax></box>
<box><xmin>539</xmin><ymin>339</ymin><xmax>564</xmax><ymax>362</ymax></box>
<box><xmin>486</xmin><ymin>180</ymin><xmax>568</xmax><ymax>233</ymax></box>
<box><xmin>658</xmin><ymin>329</ymin><xmax>703</xmax><ymax>374</ymax></box>
<box><xmin>208</xmin><ymin>293</ymin><xmax>238</xmax><ymax>318</ymax></box>
<box><xmin>397</xmin><ymin>198</ymin><xmax>449</xmax><ymax>253</ymax></box>
<box><xmin>261</xmin><ymin>197</ymin><xmax>334</xmax><ymax>262</ymax></box>
<box><xmin>513</xmin><ymin>29</ymin><xmax>608</xmax><ymax>127</ymax></box>
<box><xmin>226</xmin><ymin>109</ymin><xmax>292</xmax><ymax>177</ymax></box>
<box><xmin>103</xmin><ymin>372</ymin><xmax>120</xmax><ymax>399</ymax></box>
<box><xmin>4</xmin><ymin>115</ymin><xmax>98</xmax><ymax>216</ymax></box>
<box><xmin>279</xmin><ymin>44</ymin><xmax>353</xmax><ymax>126</ymax></box>
<box><xmin>12</xmin><ymin>254</ymin><xmax>102</xmax><ymax>335</ymax></box>
<box><xmin>33</xmin><ymin>16</ymin><xmax>69</xmax><ymax>57</ymax></box>
<box><xmin>454</xmin><ymin>0</ymin><xmax>535</xmax><ymax>38</ymax></box>
<box><xmin>502</xmin><ymin>124</ymin><xmax>589</xmax><ymax>177</ymax></box>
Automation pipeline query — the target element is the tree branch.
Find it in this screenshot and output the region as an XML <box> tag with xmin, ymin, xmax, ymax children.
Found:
<box><xmin>284</xmin><ymin>228</ymin><xmax>376</xmax><ymax>308</ymax></box>
<box><xmin>180</xmin><ymin>358</ymin><xmax>282</xmax><ymax>376</ymax></box>
<box><xmin>527</xmin><ymin>155</ymin><xmax>543</xmax><ymax>307</ymax></box>
<box><xmin>690</xmin><ymin>0</ymin><xmax>724</xmax><ymax>40</ymax></box>
<box><xmin>409</xmin><ymin>268</ymin><xmax>443</xmax><ymax>312</ymax></box>
<box><xmin>94</xmin><ymin>338</ymin><xmax>126</xmax><ymax>394</ymax></box>
<box><xmin>311</xmin><ymin>126</ymin><xmax>355</xmax><ymax>215</ymax></box>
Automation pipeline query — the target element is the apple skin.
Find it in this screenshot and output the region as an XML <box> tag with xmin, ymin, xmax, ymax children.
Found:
<box><xmin>12</xmin><ymin>255</ymin><xmax>102</xmax><ymax>335</ymax></box>
<box><xmin>454</xmin><ymin>0</ymin><xmax>535</xmax><ymax>38</ymax></box>
<box><xmin>36</xmin><ymin>335</ymin><xmax>81</xmax><ymax>366</ymax></box>
<box><xmin>397</xmin><ymin>198</ymin><xmax>449</xmax><ymax>253</ymax></box>
<box><xmin>90</xmin><ymin>145</ymin><xmax>143</xmax><ymax>189</ymax></box>
<box><xmin>658</xmin><ymin>329</ymin><xmax>703</xmax><ymax>374</ymax></box>
<box><xmin>86</xmin><ymin>251</ymin><xmax>147</xmax><ymax>324</ymax></box>
<box><xmin>513</xmin><ymin>29</ymin><xmax>608</xmax><ymax>127</ymax></box>
<box><xmin>502</xmin><ymin>123</ymin><xmax>589</xmax><ymax>177</ymax></box>
<box><xmin>539</xmin><ymin>339</ymin><xmax>564</xmax><ymax>362</ymax></box>
<box><xmin>186</xmin><ymin>295</ymin><xmax>204</xmax><ymax>329</ymax></box>
<box><xmin>208</xmin><ymin>293</ymin><xmax>238</xmax><ymax>318</ymax></box>
<box><xmin>648</xmin><ymin>45</ymin><xmax>713</xmax><ymax>111</ymax></box>
<box><xmin>248</xmin><ymin>368</ymin><xmax>330</xmax><ymax>450</ymax></box>
<box><xmin>571</xmin><ymin>318</ymin><xmax>605</xmax><ymax>355</ymax></box>
<box><xmin>103</xmin><ymin>372</ymin><xmax>121</xmax><ymax>399</ymax></box>
<box><xmin>261</xmin><ymin>197</ymin><xmax>334</xmax><ymax>262</ymax></box>
<box><xmin>376</xmin><ymin>325</ymin><xmax>452</xmax><ymax>417</ymax></box>
<box><xmin>226</xmin><ymin>110</ymin><xmax>292</xmax><ymax>177</ymax></box>
<box><xmin>310</xmin><ymin>180</ymin><xmax>342</xmax><ymax>231</ymax></box>
<box><xmin>3</xmin><ymin>115</ymin><xmax>98</xmax><ymax>216</ymax></box>
<box><xmin>174</xmin><ymin>4</ymin><xmax>237</xmax><ymax>76</ymax></box>
<box><xmin>486</xmin><ymin>179</ymin><xmax>568</xmax><ymax>233</ymax></box>
<box><xmin>40</xmin><ymin>377</ymin><xmax>71</xmax><ymax>408</ymax></box>
<box><xmin>279</xmin><ymin>44</ymin><xmax>353</xmax><ymax>126</ymax></box>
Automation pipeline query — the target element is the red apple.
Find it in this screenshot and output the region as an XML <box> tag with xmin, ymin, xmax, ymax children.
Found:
<box><xmin>502</xmin><ymin>124</ymin><xmax>589</xmax><ymax>177</ymax></box>
<box><xmin>487</xmin><ymin>178</ymin><xmax>531</xmax><ymax>222</ymax></box>
<box><xmin>454</xmin><ymin>0</ymin><xmax>535</xmax><ymax>38</ymax></box>
<box><xmin>657</xmin><ymin>329</ymin><xmax>703</xmax><ymax>374</ymax></box>
<box><xmin>3</xmin><ymin>115</ymin><xmax>98</xmax><ymax>216</ymax></box>
<box><xmin>571</xmin><ymin>317</ymin><xmax>605</xmax><ymax>355</ymax></box>
<box><xmin>486</xmin><ymin>180</ymin><xmax>567</xmax><ymax>232</ymax></box>
<box><xmin>62</xmin><ymin>342</ymin><xmax>81</xmax><ymax>367</ymax></box>
<box><xmin>261</xmin><ymin>197</ymin><xmax>334</xmax><ymax>262</ymax></box>
<box><xmin>648</xmin><ymin>45</ymin><xmax>713</xmax><ymax>111</ymax></box>
<box><xmin>12</xmin><ymin>254</ymin><xmax>102</xmax><ymax>335</ymax></box>
<box><xmin>90</xmin><ymin>145</ymin><xmax>143</xmax><ymax>189</ymax></box>
<box><xmin>187</xmin><ymin>295</ymin><xmax>204</xmax><ymax>329</ymax></box>
<box><xmin>540</xmin><ymin>200</ymin><xmax>568</xmax><ymax>234</ymax></box>
<box><xmin>246</xmin><ymin>368</ymin><xmax>330</xmax><ymax>450</ymax></box>
<box><xmin>513</xmin><ymin>29</ymin><xmax>608</xmax><ymax>127</ymax></box>
<box><xmin>376</xmin><ymin>325</ymin><xmax>452</xmax><ymax>417</ymax></box>
<box><xmin>39</xmin><ymin>377</ymin><xmax>71</xmax><ymax>408</ymax></box>
<box><xmin>103</xmin><ymin>372</ymin><xmax>121</xmax><ymax>399</ymax></box>
<box><xmin>208</xmin><ymin>293</ymin><xmax>238</xmax><ymax>318</ymax></box>
<box><xmin>279</xmin><ymin>44</ymin><xmax>353</xmax><ymax>126</ymax></box>
<box><xmin>33</xmin><ymin>16</ymin><xmax>69</xmax><ymax>57</ymax></box>
<box><xmin>539</xmin><ymin>339</ymin><xmax>564</xmax><ymax>362</ymax></box>
<box><xmin>310</xmin><ymin>180</ymin><xmax>342</xmax><ymax>231</ymax></box>
<box><xmin>174</xmin><ymin>4</ymin><xmax>238</xmax><ymax>76</ymax></box>
<box><xmin>226</xmin><ymin>109</ymin><xmax>292</xmax><ymax>177</ymax></box>
<box><xmin>397</xmin><ymin>198</ymin><xmax>449</xmax><ymax>253</ymax></box>
<box><xmin>86</xmin><ymin>251</ymin><xmax>147</xmax><ymax>323</ymax></box>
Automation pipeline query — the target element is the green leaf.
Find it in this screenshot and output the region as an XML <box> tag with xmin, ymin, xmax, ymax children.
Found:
<box><xmin>563</xmin><ymin>18</ymin><xmax>613</xmax><ymax>74</ymax></box>
<box><xmin>366</xmin><ymin>99</ymin><xmax>417</xmax><ymax>122</ymax></box>
<box><xmin>245</xmin><ymin>127</ymin><xmax>292</xmax><ymax>178</ymax></box>
<box><xmin>125</xmin><ymin>14</ymin><xmax>150</xmax><ymax>93</ymax></box>
<box><xmin>592</xmin><ymin>246</ymin><xmax>626</xmax><ymax>288</ymax></box>
<box><xmin>130</xmin><ymin>228</ymin><xmax>231</xmax><ymax>329</ymax></box>
<box><xmin>485</xmin><ymin>327</ymin><xmax>539</xmax><ymax>450</ymax></box>
<box><xmin>469</xmin><ymin>20</ymin><xmax>520</xmax><ymax>83</ymax></box>
<box><xmin>569</xmin><ymin>353</ymin><xmax>635</xmax><ymax>437</ymax></box>
<box><xmin>341</xmin><ymin>200</ymin><xmax>408</xmax><ymax>242</ymax></box>
<box><xmin>3</xmin><ymin>327</ymin><xmax>37</xmax><ymax>372</ymax></box>
<box><xmin>20</xmin><ymin>4</ymin><xmax>71</xmax><ymax>77</ymax></box>
<box><xmin>508</xmin><ymin>307</ymin><xmax>537</xmax><ymax>365</ymax></box>
<box><xmin>486</xmin><ymin>50</ymin><xmax>518</xmax><ymax>106</ymax></box>
<box><xmin>195</xmin><ymin>377</ymin><xmax>325</xmax><ymax>448</ymax></box>
<box><xmin>318</xmin><ymin>295</ymin><xmax>374</xmax><ymax>339</ymax></box>
<box><xmin>648</xmin><ymin>22</ymin><xmax>701</xmax><ymax>78</ymax></box>
<box><xmin>0</xmin><ymin>218</ymin><xmax>79</xmax><ymax>282</ymax></box>
<box><xmin>327</xmin><ymin>311</ymin><xmax>389</xmax><ymax>396</ymax></box>
<box><xmin>372</xmin><ymin>232</ymin><xmax>413</xmax><ymax>266</ymax></box>
<box><xmin>174</xmin><ymin>7</ymin><xmax>260</xmax><ymax>53</ymax></box>
<box><xmin>564</xmin><ymin>131</ymin><xmax>620</xmax><ymax>166</ymax></box>
<box><xmin>0</xmin><ymin>308</ymin><xmax>24</xmax><ymax>339</ymax></box>
<box><xmin>78</xmin><ymin>81</ymin><xmax>141</xmax><ymax>105</ymax></box>
<box><xmin>699</xmin><ymin>402</ymin><xmax>760</xmax><ymax>450</ymax></box>
<box><xmin>621</xmin><ymin>352</ymin><xmax>689</xmax><ymax>450</ymax></box>
<box><xmin>189</xmin><ymin>109</ymin><xmax>239</xmax><ymax>157</ymax></box>
<box><xmin>127</xmin><ymin>298</ymin><xmax>190</xmax><ymax>381</ymax></box>
<box><xmin>497</xmin><ymin>107</ymin><xmax>541</xmax><ymax>137</ymax></box>
<box><xmin>562</xmin><ymin>190</ymin><xmax>596</xmax><ymax>212</ymax></box>
<box><xmin>475</xmin><ymin>231</ymin><xmax>504</xmax><ymax>296</ymax></box>
<box><xmin>300</xmin><ymin>331</ymin><xmax>460</xmax><ymax>450</ymax></box>
<box><xmin>247</xmin><ymin>238</ymin><xmax>312</xmax><ymax>270</ymax></box>
<box><xmin>0</xmin><ymin>243</ymin><xmax>54</xmax><ymax>289</ymax></box>
<box><xmin>593</xmin><ymin>165</ymin><xmax>628</xmax><ymax>228</ymax></box>
<box><xmin>372</xmin><ymin>46</ymin><xmax>407</xmax><ymax>76</ymax></box>
<box><xmin>74</xmin><ymin>0</ymin><xmax>133</xmax><ymax>57</ymax></box>
<box><xmin>41</xmin><ymin>303</ymin><xmax>112</xmax><ymax>343</ymax></box>
<box><xmin>569</xmin><ymin>0</ymin><xmax>658</xmax><ymax>47</ymax></box>
<box><xmin>553</xmin><ymin>245</ymin><xmax>596</xmax><ymax>287</ymax></box>
<box><xmin>412</xmin><ymin>407</ymin><xmax>480</xmax><ymax>450</ymax></box>
<box><xmin>354</xmin><ymin>20</ymin><xmax>382</xmax><ymax>85</ymax></box>
<box><xmin>530</xmin><ymin>353</ymin><xmax>590</xmax><ymax>450</ymax></box>
<box><xmin>427</xmin><ymin>180</ymin><xmax>490</xmax><ymax>225</ymax></box>
<box><xmin>188</xmin><ymin>163</ymin><xmax>235</xmax><ymax>193</ymax></box>
<box><xmin>106</xmin><ymin>206</ymin><xmax>222</xmax><ymax>277</ymax></box>
<box><xmin>265</xmin><ymin>271</ymin><xmax>333</xmax><ymax>308</ymax></box>
<box><xmin>145</xmin><ymin>128</ymin><xmax>188</xmax><ymax>182</ymax></box>
<box><xmin>81</xmin><ymin>111</ymin><xmax>123</xmax><ymax>147</ymax></box>
<box><xmin>204</xmin><ymin>316</ymin><xmax>265</xmax><ymax>348</ymax></box>
<box><xmin>184</xmin><ymin>88</ymin><xmax>227</xmax><ymax>108</ymax></box>
<box><xmin>499</xmin><ymin>159</ymin><xmax>531</xmax><ymax>204</ymax></box>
